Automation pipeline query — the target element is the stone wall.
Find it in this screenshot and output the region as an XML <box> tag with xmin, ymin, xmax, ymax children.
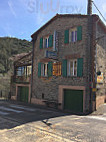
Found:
<box><xmin>10</xmin><ymin>83</ymin><xmax>16</xmax><ymax>97</ymax></box>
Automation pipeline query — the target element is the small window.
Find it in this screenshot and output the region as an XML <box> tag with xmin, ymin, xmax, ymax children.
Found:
<box><xmin>41</xmin><ymin>63</ymin><xmax>48</xmax><ymax>77</ymax></box>
<box><xmin>16</xmin><ymin>67</ymin><xmax>24</xmax><ymax>76</ymax></box>
<box><xmin>67</xmin><ymin>59</ymin><xmax>77</xmax><ymax>76</ymax></box>
<box><xmin>43</xmin><ymin>36</ymin><xmax>49</xmax><ymax>48</ymax></box>
<box><xmin>69</xmin><ymin>28</ymin><xmax>77</xmax><ymax>43</ymax></box>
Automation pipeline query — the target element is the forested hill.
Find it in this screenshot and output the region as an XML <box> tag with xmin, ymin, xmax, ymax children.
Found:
<box><xmin>0</xmin><ymin>37</ymin><xmax>32</xmax><ymax>73</ymax></box>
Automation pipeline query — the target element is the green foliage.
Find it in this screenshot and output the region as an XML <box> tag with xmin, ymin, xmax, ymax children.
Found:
<box><xmin>0</xmin><ymin>37</ymin><xmax>32</xmax><ymax>73</ymax></box>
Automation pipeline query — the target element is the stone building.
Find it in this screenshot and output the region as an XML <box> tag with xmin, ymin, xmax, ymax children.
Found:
<box><xmin>11</xmin><ymin>52</ymin><xmax>32</xmax><ymax>103</ymax></box>
<box><xmin>31</xmin><ymin>14</ymin><xmax>106</xmax><ymax>114</ymax></box>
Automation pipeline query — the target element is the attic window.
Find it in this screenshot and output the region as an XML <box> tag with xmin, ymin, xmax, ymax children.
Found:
<box><xmin>43</xmin><ymin>36</ymin><xmax>49</xmax><ymax>48</ymax></box>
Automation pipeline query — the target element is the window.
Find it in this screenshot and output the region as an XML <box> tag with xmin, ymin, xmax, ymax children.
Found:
<box><xmin>53</xmin><ymin>62</ymin><xmax>62</xmax><ymax>76</ymax></box>
<box><xmin>38</xmin><ymin>62</ymin><xmax>52</xmax><ymax>78</ymax></box>
<box><xmin>69</xmin><ymin>28</ymin><xmax>77</xmax><ymax>43</ymax></box>
<box><xmin>64</xmin><ymin>26</ymin><xmax>82</xmax><ymax>44</ymax></box>
<box><xmin>44</xmin><ymin>36</ymin><xmax>49</xmax><ymax>48</ymax></box>
<box><xmin>16</xmin><ymin>66</ymin><xmax>31</xmax><ymax>77</ymax></box>
<box><xmin>67</xmin><ymin>59</ymin><xmax>77</xmax><ymax>76</ymax></box>
<box><xmin>41</xmin><ymin>63</ymin><xmax>48</xmax><ymax>77</ymax></box>
<box><xmin>39</xmin><ymin>35</ymin><xmax>53</xmax><ymax>49</ymax></box>
<box><xmin>25</xmin><ymin>66</ymin><xmax>32</xmax><ymax>77</ymax></box>
<box><xmin>16</xmin><ymin>67</ymin><xmax>24</xmax><ymax>76</ymax></box>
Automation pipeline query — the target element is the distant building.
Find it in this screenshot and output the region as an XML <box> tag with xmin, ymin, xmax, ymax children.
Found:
<box><xmin>11</xmin><ymin>52</ymin><xmax>32</xmax><ymax>103</ymax></box>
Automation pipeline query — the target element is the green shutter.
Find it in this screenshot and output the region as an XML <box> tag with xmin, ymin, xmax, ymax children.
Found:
<box><xmin>62</xmin><ymin>59</ymin><xmax>67</xmax><ymax>77</ymax></box>
<box><xmin>64</xmin><ymin>30</ymin><xmax>69</xmax><ymax>44</ymax></box>
<box><xmin>48</xmin><ymin>35</ymin><xmax>53</xmax><ymax>47</ymax></box>
<box><xmin>77</xmin><ymin>26</ymin><xmax>82</xmax><ymax>41</ymax></box>
<box><xmin>39</xmin><ymin>37</ymin><xmax>43</xmax><ymax>49</ymax></box>
<box><xmin>38</xmin><ymin>63</ymin><xmax>41</xmax><ymax>77</ymax></box>
<box><xmin>48</xmin><ymin>62</ymin><xmax>53</xmax><ymax>77</ymax></box>
<box><xmin>77</xmin><ymin>58</ymin><xmax>83</xmax><ymax>77</ymax></box>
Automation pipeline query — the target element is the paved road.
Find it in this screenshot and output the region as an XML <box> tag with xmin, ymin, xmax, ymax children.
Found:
<box><xmin>0</xmin><ymin>100</ymin><xmax>106</xmax><ymax>142</ymax></box>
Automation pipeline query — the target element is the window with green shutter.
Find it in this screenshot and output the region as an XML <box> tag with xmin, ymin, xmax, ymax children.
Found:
<box><xmin>39</xmin><ymin>37</ymin><xmax>43</xmax><ymax>49</ymax></box>
<box><xmin>48</xmin><ymin>35</ymin><xmax>53</xmax><ymax>47</ymax></box>
<box><xmin>77</xmin><ymin>26</ymin><xmax>82</xmax><ymax>41</ymax></box>
<box><xmin>48</xmin><ymin>62</ymin><xmax>53</xmax><ymax>77</ymax></box>
<box><xmin>62</xmin><ymin>59</ymin><xmax>67</xmax><ymax>77</ymax></box>
<box><xmin>38</xmin><ymin>63</ymin><xmax>41</xmax><ymax>77</ymax></box>
<box><xmin>77</xmin><ymin>58</ymin><xmax>83</xmax><ymax>77</ymax></box>
<box><xmin>64</xmin><ymin>30</ymin><xmax>69</xmax><ymax>44</ymax></box>
<box><xmin>67</xmin><ymin>59</ymin><xmax>77</xmax><ymax>76</ymax></box>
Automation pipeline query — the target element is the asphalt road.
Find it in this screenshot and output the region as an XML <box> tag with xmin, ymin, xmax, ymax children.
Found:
<box><xmin>0</xmin><ymin>100</ymin><xmax>106</xmax><ymax>142</ymax></box>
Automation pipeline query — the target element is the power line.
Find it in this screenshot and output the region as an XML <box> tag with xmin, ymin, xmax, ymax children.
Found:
<box><xmin>92</xmin><ymin>1</ymin><xmax>106</xmax><ymax>23</ymax></box>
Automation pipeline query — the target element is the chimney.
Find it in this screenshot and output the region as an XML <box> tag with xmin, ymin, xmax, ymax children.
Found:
<box><xmin>87</xmin><ymin>0</ymin><xmax>92</xmax><ymax>15</ymax></box>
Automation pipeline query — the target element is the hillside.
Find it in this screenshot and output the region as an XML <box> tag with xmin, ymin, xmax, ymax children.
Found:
<box><xmin>0</xmin><ymin>37</ymin><xmax>32</xmax><ymax>73</ymax></box>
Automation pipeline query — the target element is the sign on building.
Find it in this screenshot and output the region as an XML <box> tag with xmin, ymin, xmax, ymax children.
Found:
<box><xmin>97</xmin><ymin>72</ymin><xmax>103</xmax><ymax>84</ymax></box>
<box><xmin>45</xmin><ymin>50</ymin><xmax>57</xmax><ymax>59</ymax></box>
<box><xmin>53</xmin><ymin>31</ymin><xmax>58</xmax><ymax>51</ymax></box>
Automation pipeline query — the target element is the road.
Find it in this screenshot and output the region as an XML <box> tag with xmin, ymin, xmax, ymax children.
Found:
<box><xmin>0</xmin><ymin>100</ymin><xmax>106</xmax><ymax>142</ymax></box>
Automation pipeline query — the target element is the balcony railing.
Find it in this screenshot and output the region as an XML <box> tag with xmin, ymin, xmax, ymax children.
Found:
<box><xmin>11</xmin><ymin>75</ymin><xmax>31</xmax><ymax>84</ymax></box>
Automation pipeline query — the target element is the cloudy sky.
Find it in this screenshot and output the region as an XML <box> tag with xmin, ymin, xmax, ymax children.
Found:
<box><xmin>0</xmin><ymin>0</ymin><xmax>106</xmax><ymax>41</ymax></box>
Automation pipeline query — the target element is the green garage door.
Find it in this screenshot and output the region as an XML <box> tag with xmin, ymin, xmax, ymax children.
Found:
<box><xmin>20</xmin><ymin>87</ymin><xmax>29</xmax><ymax>103</ymax></box>
<box><xmin>64</xmin><ymin>89</ymin><xmax>83</xmax><ymax>113</ymax></box>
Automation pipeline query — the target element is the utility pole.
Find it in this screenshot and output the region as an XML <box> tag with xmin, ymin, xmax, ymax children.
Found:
<box><xmin>87</xmin><ymin>0</ymin><xmax>92</xmax><ymax>15</ymax></box>
<box><xmin>87</xmin><ymin>0</ymin><xmax>93</xmax><ymax>112</ymax></box>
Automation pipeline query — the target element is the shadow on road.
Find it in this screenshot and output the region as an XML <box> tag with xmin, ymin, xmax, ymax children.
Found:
<box><xmin>0</xmin><ymin>100</ymin><xmax>88</xmax><ymax>130</ymax></box>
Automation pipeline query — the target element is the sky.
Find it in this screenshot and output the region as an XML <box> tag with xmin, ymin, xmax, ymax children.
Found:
<box><xmin>0</xmin><ymin>0</ymin><xmax>106</xmax><ymax>41</ymax></box>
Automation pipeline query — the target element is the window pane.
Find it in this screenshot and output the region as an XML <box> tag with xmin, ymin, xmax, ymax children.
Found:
<box><xmin>48</xmin><ymin>38</ymin><xmax>49</xmax><ymax>48</ymax></box>
<box><xmin>45</xmin><ymin>39</ymin><xmax>47</xmax><ymax>48</ymax></box>
<box><xmin>44</xmin><ymin>64</ymin><xmax>46</xmax><ymax>76</ymax></box>
<box><xmin>70</xmin><ymin>61</ymin><xmax>73</xmax><ymax>75</ymax></box>
<box><xmin>47</xmin><ymin>64</ymin><xmax>48</xmax><ymax>76</ymax></box>
<box><xmin>74</xmin><ymin>60</ymin><xmax>77</xmax><ymax>76</ymax></box>
<box><xmin>68</xmin><ymin>61</ymin><xmax>71</xmax><ymax>76</ymax></box>
<box><xmin>70</xmin><ymin>61</ymin><xmax>73</xmax><ymax>67</ymax></box>
<box><xmin>69</xmin><ymin>32</ymin><xmax>71</xmax><ymax>42</ymax></box>
<box><xmin>71</xmin><ymin>32</ymin><xmax>74</xmax><ymax>42</ymax></box>
<box><xmin>74</xmin><ymin>60</ymin><xmax>77</xmax><ymax>67</ymax></box>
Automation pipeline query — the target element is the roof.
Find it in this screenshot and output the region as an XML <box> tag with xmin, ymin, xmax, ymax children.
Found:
<box><xmin>14</xmin><ymin>51</ymin><xmax>32</xmax><ymax>67</ymax></box>
<box><xmin>31</xmin><ymin>14</ymin><xmax>106</xmax><ymax>39</ymax></box>
<box><xmin>10</xmin><ymin>52</ymin><xmax>32</xmax><ymax>62</ymax></box>
<box><xmin>31</xmin><ymin>14</ymin><xmax>89</xmax><ymax>39</ymax></box>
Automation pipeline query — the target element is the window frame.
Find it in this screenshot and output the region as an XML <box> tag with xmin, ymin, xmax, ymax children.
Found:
<box><xmin>69</xmin><ymin>27</ymin><xmax>77</xmax><ymax>43</ymax></box>
<box><xmin>67</xmin><ymin>59</ymin><xmax>77</xmax><ymax>77</ymax></box>
<box><xmin>53</xmin><ymin>62</ymin><xmax>62</xmax><ymax>76</ymax></box>
<box><xmin>41</xmin><ymin>63</ymin><xmax>48</xmax><ymax>77</ymax></box>
<box><xmin>43</xmin><ymin>36</ymin><xmax>49</xmax><ymax>48</ymax></box>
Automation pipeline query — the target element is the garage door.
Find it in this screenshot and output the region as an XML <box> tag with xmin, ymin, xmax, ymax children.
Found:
<box><xmin>19</xmin><ymin>87</ymin><xmax>29</xmax><ymax>103</ymax></box>
<box><xmin>64</xmin><ymin>89</ymin><xmax>83</xmax><ymax>113</ymax></box>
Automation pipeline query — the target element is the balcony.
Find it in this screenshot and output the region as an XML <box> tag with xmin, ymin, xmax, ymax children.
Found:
<box><xmin>11</xmin><ymin>75</ymin><xmax>31</xmax><ymax>84</ymax></box>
